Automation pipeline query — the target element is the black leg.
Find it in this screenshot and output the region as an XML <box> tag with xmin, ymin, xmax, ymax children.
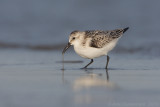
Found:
<box><xmin>106</xmin><ymin>68</ymin><xmax>109</xmax><ymax>81</ymax></box>
<box><xmin>83</xmin><ymin>59</ymin><xmax>93</xmax><ymax>69</ymax></box>
<box><xmin>105</xmin><ymin>55</ymin><xmax>110</xmax><ymax>69</ymax></box>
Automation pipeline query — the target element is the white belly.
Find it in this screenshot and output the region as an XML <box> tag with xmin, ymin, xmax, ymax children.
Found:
<box><xmin>73</xmin><ymin>39</ymin><xmax>118</xmax><ymax>59</ymax></box>
<box><xmin>74</xmin><ymin>46</ymin><xmax>106</xmax><ymax>59</ymax></box>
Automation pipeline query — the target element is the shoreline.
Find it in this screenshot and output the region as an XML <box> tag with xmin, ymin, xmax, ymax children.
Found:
<box><xmin>0</xmin><ymin>49</ymin><xmax>160</xmax><ymax>107</ymax></box>
<box><xmin>0</xmin><ymin>42</ymin><xmax>160</xmax><ymax>57</ymax></box>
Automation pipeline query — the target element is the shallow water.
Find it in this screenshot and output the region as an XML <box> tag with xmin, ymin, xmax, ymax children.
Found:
<box><xmin>0</xmin><ymin>49</ymin><xmax>160</xmax><ymax>107</ymax></box>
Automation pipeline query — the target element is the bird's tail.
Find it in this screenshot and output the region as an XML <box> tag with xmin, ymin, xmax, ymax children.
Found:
<box><xmin>123</xmin><ymin>27</ymin><xmax>129</xmax><ymax>33</ymax></box>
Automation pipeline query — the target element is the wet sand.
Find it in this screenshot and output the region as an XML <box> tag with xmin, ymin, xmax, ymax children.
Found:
<box><xmin>0</xmin><ymin>49</ymin><xmax>160</xmax><ymax>107</ymax></box>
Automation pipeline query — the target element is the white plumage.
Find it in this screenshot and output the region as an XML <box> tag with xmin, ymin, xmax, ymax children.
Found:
<box><xmin>73</xmin><ymin>38</ymin><xmax>119</xmax><ymax>59</ymax></box>
<box><xmin>62</xmin><ymin>27</ymin><xmax>129</xmax><ymax>69</ymax></box>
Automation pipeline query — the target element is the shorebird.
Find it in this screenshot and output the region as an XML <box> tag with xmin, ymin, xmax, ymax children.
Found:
<box><xmin>62</xmin><ymin>27</ymin><xmax>129</xmax><ymax>69</ymax></box>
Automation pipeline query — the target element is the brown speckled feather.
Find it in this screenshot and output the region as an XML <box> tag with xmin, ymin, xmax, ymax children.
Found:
<box><xmin>85</xmin><ymin>29</ymin><xmax>125</xmax><ymax>48</ymax></box>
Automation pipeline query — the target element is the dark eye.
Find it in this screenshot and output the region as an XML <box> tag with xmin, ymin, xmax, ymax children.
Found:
<box><xmin>72</xmin><ymin>37</ymin><xmax>75</xmax><ymax>40</ymax></box>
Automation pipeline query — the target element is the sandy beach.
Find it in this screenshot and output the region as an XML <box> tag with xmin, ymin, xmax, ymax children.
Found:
<box><xmin>0</xmin><ymin>49</ymin><xmax>159</xmax><ymax>107</ymax></box>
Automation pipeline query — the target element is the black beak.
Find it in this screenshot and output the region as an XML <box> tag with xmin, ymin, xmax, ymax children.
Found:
<box><xmin>62</xmin><ymin>42</ymin><xmax>71</xmax><ymax>54</ymax></box>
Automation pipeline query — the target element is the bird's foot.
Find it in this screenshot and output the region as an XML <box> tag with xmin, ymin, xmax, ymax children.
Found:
<box><xmin>80</xmin><ymin>67</ymin><xmax>87</xmax><ymax>69</ymax></box>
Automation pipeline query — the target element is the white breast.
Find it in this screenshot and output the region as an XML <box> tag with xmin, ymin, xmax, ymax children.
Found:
<box><xmin>73</xmin><ymin>38</ymin><xmax>119</xmax><ymax>59</ymax></box>
<box><xmin>74</xmin><ymin>46</ymin><xmax>105</xmax><ymax>59</ymax></box>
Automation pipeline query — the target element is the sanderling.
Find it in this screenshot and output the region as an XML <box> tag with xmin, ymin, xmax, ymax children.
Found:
<box><xmin>62</xmin><ymin>27</ymin><xmax>129</xmax><ymax>69</ymax></box>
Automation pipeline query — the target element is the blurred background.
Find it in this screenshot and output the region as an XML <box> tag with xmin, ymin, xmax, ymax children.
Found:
<box><xmin>0</xmin><ymin>0</ymin><xmax>160</xmax><ymax>56</ymax></box>
<box><xmin>1</xmin><ymin>1</ymin><xmax>160</xmax><ymax>107</ymax></box>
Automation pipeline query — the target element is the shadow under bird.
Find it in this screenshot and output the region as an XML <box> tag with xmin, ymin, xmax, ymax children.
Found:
<box><xmin>62</xmin><ymin>27</ymin><xmax>129</xmax><ymax>69</ymax></box>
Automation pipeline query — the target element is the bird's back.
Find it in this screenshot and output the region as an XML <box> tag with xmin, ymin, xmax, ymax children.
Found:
<box><xmin>84</xmin><ymin>27</ymin><xmax>129</xmax><ymax>48</ymax></box>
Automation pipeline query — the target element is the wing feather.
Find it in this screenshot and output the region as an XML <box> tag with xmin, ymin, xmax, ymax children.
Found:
<box><xmin>85</xmin><ymin>29</ymin><xmax>124</xmax><ymax>48</ymax></box>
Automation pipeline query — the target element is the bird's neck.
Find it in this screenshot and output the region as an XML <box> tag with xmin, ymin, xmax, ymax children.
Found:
<box><xmin>73</xmin><ymin>40</ymin><xmax>82</xmax><ymax>49</ymax></box>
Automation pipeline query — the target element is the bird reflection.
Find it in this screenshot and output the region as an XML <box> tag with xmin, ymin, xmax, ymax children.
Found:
<box><xmin>84</xmin><ymin>68</ymin><xmax>109</xmax><ymax>81</ymax></box>
<box><xmin>73</xmin><ymin>69</ymin><xmax>116</xmax><ymax>91</ymax></box>
<box><xmin>61</xmin><ymin>68</ymin><xmax>117</xmax><ymax>104</ymax></box>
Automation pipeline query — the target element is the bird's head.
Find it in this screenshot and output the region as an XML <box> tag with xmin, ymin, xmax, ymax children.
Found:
<box><xmin>69</xmin><ymin>30</ymin><xmax>82</xmax><ymax>45</ymax></box>
<box><xmin>62</xmin><ymin>30</ymin><xmax>83</xmax><ymax>54</ymax></box>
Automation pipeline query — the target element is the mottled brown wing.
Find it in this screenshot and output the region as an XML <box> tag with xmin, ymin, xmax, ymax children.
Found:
<box><xmin>109</xmin><ymin>29</ymin><xmax>124</xmax><ymax>38</ymax></box>
<box><xmin>88</xmin><ymin>29</ymin><xmax>125</xmax><ymax>48</ymax></box>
